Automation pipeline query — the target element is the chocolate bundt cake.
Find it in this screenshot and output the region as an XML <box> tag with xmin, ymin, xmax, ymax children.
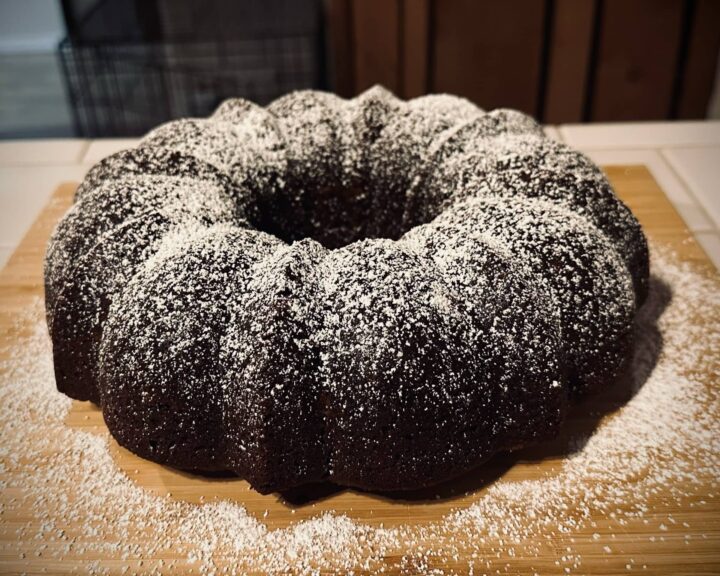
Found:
<box><xmin>45</xmin><ymin>86</ymin><xmax>648</xmax><ymax>494</ymax></box>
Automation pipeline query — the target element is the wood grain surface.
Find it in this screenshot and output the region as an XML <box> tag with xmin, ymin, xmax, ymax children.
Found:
<box><xmin>589</xmin><ymin>0</ymin><xmax>685</xmax><ymax>122</ymax></box>
<box><xmin>0</xmin><ymin>166</ymin><xmax>718</xmax><ymax>574</ymax></box>
<box><xmin>430</xmin><ymin>0</ymin><xmax>546</xmax><ymax>115</ymax></box>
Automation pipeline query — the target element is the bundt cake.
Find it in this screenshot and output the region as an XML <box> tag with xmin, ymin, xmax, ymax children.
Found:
<box><xmin>45</xmin><ymin>86</ymin><xmax>649</xmax><ymax>494</ymax></box>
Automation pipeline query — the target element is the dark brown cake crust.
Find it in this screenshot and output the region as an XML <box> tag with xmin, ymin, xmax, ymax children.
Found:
<box><xmin>44</xmin><ymin>86</ymin><xmax>648</xmax><ymax>494</ymax></box>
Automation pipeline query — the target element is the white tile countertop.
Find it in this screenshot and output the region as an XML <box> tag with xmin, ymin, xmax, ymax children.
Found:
<box><xmin>0</xmin><ymin>122</ymin><xmax>719</xmax><ymax>270</ymax></box>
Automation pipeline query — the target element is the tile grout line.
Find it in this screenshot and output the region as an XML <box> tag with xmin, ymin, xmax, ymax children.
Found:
<box><xmin>0</xmin><ymin>140</ymin><xmax>89</xmax><ymax>165</ymax></box>
<box><xmin>637</xmin><ymin>153</ymin><xmax>716</xmax><ymax>232</ymax></box>
<box><xmin>559</xmin><ymin>141</ymin><xmax>720</xmax><ymax>152</ymax></box>
<box><xmin>659</xmin><ymin>148</ymin><xmax>718</xmax><ymax>233</ymax></box>
<box><xmin>689</xmin><ymin>231</ymin><xmax>720</xmax><ymax>271</ymax></box>
<box><xmin>79</xmin><ymin>138</ymin><xmax>95</xmax><ymax>164</ymax></box>
<box><xmin>0</xmin><ymin>161</ymin><xmax>92</xmax><ymax>169</ymax></box>
<box><xmin>75</xmin><ymin>140</ymin><xmax>91</xmax><ymax>164</ymax></box>
<box><xmin>582</xmin><ymin>147</ymin><xmax>716</xmax><ymax>235</ymax></box>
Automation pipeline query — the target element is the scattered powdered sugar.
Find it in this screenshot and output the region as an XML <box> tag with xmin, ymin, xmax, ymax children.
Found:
<box><xmin>44</xmin><ymin>86</ymin><xmax>652</xmax><ymax>494</ymax></box>
<box><xmin>1</xmin><ymin>245</ymin><xmax>717</xmax><ymax>574</ymax></box>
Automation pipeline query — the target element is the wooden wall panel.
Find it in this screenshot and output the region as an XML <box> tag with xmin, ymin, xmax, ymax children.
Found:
<box><xmin>401</xmin><ymin>0</ymin><xmax>430</xmax><ymax>98</ymax></box>
<box><xmin>677</xmin><ymin>0</ymin><xmax>720</xmax><ymax>118</ymax></box>
<box><xmin>326</xmin><ymin>0</ymin><xmax>717</xmax><ymax>120</ymax></box>
<box><xmin>590</xmin><ymin>0</ymin><xmax>684</xmax><ymax>121</ymax></box>
<box><xmin>327</xmin><ymin>0</ymin><xmax>354</xmax><ymax>97</ymax></box>
<box><xmin>352</xmin><ymin>0</ymin><xmax>401</xmax><ymax>93</ymax></box>
<box><xmin>544</xmin><ymin>0</ymin><xmax>596</xmax><ymax>123</ymax></box>
<box><xmin>430</xmin><ymin>0</ymin><xmax>546</xmax><ymax>114</ymax></box>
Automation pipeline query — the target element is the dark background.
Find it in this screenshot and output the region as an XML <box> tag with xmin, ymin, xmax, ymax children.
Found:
<box><xmin>331</xmin><ymin>0</ymin><xmax>720</xmax><ymax>124</ymax></box>
<box><xmin>0</xmin><ymin>0</ymin><xmax>718</xmax><ymax>138</ymax></box>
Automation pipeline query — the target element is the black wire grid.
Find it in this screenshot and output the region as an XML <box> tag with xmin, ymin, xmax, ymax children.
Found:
<box><xmin>58</xmin><ymin>0</ymin><xmax>325</xmax><ymax>137</ymax></box>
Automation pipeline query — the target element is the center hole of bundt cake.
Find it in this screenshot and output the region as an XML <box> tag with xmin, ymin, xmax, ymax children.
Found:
<box><xmin>253</xmin><ymin>183</ymin><xmax>407</xmax><ymax>249</ymax></box>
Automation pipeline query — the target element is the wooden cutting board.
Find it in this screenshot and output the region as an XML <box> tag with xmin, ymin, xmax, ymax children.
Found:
<box><xmin>0</xmin><ymin>166</ymin><xmax>718</xmax><ymax>574</ymax></box>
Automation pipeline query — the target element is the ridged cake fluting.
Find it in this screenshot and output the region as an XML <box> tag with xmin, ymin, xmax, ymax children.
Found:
<box><xmin>45</xmin><ymin>85</ymin><xmax>648</xmax><ymax>494</ymax></box>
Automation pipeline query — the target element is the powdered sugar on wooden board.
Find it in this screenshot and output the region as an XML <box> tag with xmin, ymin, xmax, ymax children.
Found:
<box><xmin>1</xmin><ymin>245</ymin><xmax>718</xmax><ymax>575</ymax></box>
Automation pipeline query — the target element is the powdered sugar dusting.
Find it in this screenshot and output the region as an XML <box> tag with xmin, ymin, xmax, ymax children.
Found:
<box><xmin>2</xmin><ymin>246</ymin><xmax>717</xmax><ymax>574</ymax></box>
<box><xmin>44</xmin><ymin>87</ymin><xmax>653</xmax><ymax>495</ymax></box>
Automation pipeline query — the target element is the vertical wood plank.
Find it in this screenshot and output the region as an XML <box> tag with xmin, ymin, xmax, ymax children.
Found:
<box><xmin>677</xmin><ymin>0</ymin><xmax>720</xmax><ymax>118</ymax></box>
<box><xmin>590</xmin><ymin>0</ymin><xmax>684</xmax><ymax>121</ymax></box>
<box><xmin>401</xmin><ymin>0</ymin><xmax>430</xmax><ymax>98</ymax></box>
<box><xmin>327</xmin><ymin>0</ymin><xmax>355</xmax><ymax>97</ymax></box>
<box><xmin>544</xmin><ymin>0</ymin><xmax>596</xmax><ymax>123</ymax></box>
<box><xmin>430</xmin><ymin>0</ymin><xmax>546</xmax><ymax>114</ymax></box>
<box><xmin>352</xmin><ymin>0</ymin><xmax>401</xmax><ymax>94</ymax></box>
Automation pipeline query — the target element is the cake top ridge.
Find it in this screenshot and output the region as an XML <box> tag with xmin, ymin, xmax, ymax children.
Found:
<box><xmin>44</xmin><ymin>85</ymin><xmax>648</xmax><ymax>494</ymax></box>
